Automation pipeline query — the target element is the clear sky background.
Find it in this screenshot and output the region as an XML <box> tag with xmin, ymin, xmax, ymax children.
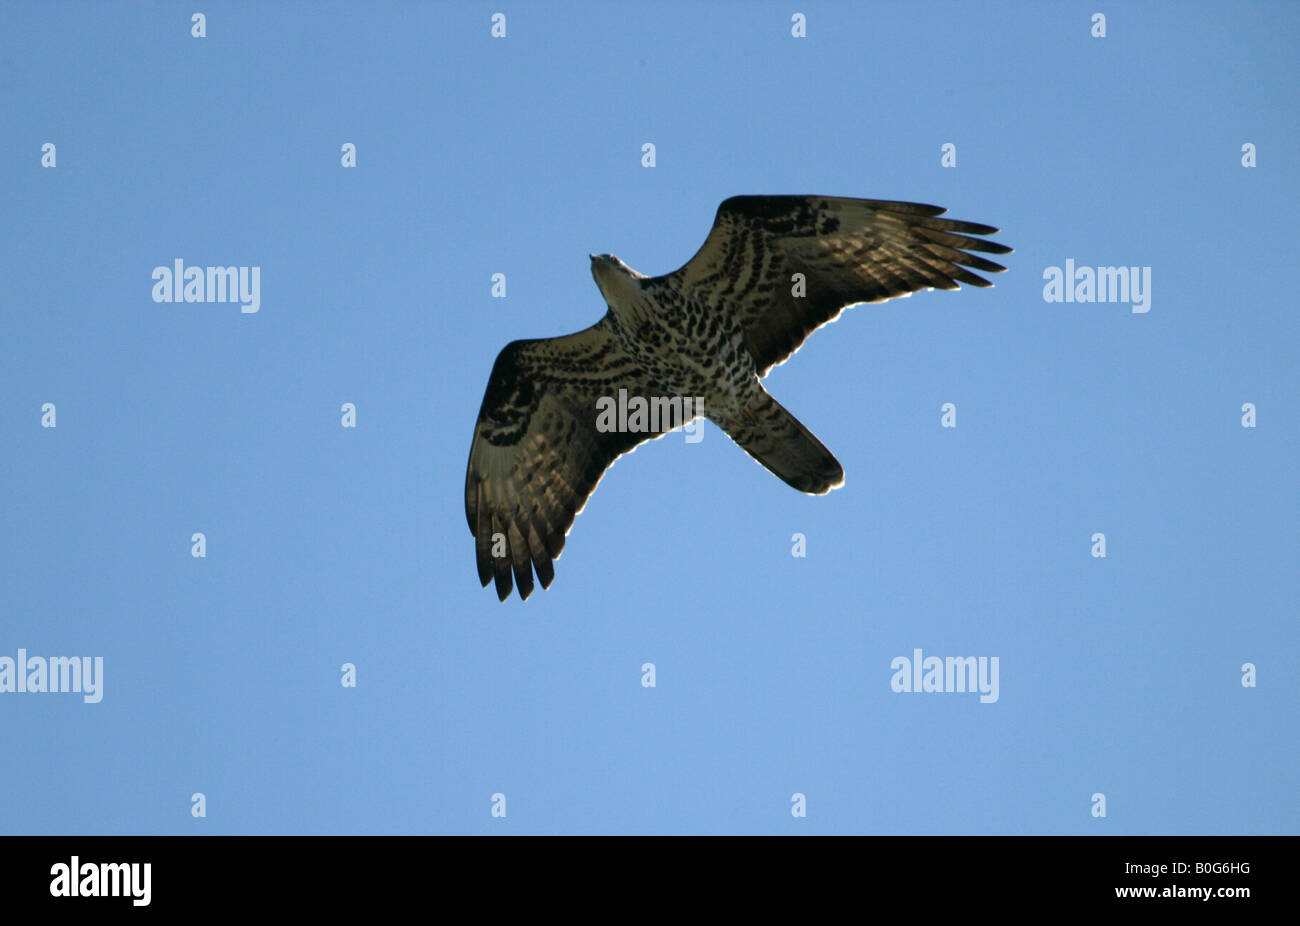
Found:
<box><xmin>1</xmin><ymin>2</ymin><xmax>1295</xmax><ymax>835</ymax></box>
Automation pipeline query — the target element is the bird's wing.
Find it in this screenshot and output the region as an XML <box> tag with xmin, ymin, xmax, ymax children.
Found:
<box><xmin>465</xmin><ymin>316</ymin><xmax>688</xmax><ymax>601</ymax></box>
<box><xmin>664</xmin><ymin>196</ymin><xmax>1011</xmax><ymax>376</ymax></box>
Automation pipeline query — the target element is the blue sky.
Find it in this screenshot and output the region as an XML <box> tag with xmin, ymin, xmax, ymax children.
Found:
<box><xmin>1</xmin><ymin>1</ymin><xmax>1295</xmax><ymax>834</ymax></box>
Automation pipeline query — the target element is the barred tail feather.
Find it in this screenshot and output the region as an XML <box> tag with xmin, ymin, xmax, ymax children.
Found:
<box><xmin>721</xmin><ymin>388</ymin><xmax>844</xmax><ymax>494</ymax></box>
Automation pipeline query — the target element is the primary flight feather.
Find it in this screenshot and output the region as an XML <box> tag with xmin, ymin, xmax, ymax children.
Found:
<box><xmin>465</xmin><ymin>195</ymin><xmax>1010</xmax><ymax>600</ymax></box>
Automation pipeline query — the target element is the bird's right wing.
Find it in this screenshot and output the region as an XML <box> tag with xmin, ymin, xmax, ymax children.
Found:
<box><xmin>465</xmin><ymin>316</ymin><xmax>685</xmax><ymax>601</ymax></box>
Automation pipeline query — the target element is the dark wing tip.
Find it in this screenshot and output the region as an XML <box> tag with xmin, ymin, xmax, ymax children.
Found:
<box><xmin>474</xmin><ymin>529</ymin><xmax>542</xmax><ymax>602</ymax></box>
<box><xmin>947</xmin><ymin>219</ymin><xmax>1000</xmax><ymax>236</ymax></box>
<box><xmin>874</xmin><ymin>199</ymin><xmax>948</xmax><ymax>217</ymax></box>
<box><xmin>533</xmin><ymin>546</ymin><xmax>555</xmax><ymax>590</ymax></box>
<box><xmin>493</xmin><ymin>567</ymin><xmax>512</xmax><ymax>601</ymax></box>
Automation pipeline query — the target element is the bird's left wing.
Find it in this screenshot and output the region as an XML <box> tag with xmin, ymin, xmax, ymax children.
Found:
<box><xmin>664</xmin><ymin>196</ymin><xmax>1011</xmax><ymax>376</ymax></box>
<box><xmin>465</xmin><ymin>316</ymin><xmax>682</xmax><ymax>601</ymax></box>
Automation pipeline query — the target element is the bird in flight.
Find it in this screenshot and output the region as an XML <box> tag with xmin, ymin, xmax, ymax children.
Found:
<box><xmin>465</xmin><ymin>196</ymin><xmax>1010</xmax><ymax>600</ymax></box>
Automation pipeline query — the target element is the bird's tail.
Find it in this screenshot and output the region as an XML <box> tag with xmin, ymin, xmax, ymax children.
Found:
<box><xmin>720</xmin><ymin>387</ymin><xmax>844</xmax><ymax>494</ymax></box>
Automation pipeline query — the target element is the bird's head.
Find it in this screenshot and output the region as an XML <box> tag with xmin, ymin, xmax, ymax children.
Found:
<box><xmin>589</xmin><ymin>253</ymin><xmax>646</xmax><ymax>305</ymax></box>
